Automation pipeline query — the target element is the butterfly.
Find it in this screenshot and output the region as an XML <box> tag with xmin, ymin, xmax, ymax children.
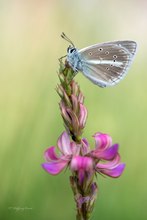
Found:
<box><xmin>61</xmin><ymin>32</ymin><xmax>137</xmax><ymax>88</ymax></box>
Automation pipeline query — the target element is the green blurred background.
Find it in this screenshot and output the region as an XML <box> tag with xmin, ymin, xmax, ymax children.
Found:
<box><xmin>0</xmin><ymin>0</ymin><xmax>147</xmax><ymax>219</ymax></box>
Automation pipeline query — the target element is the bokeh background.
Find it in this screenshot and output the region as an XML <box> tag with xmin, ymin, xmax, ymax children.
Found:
<box><xmin>0</xmin><ymin>0</ymin><xmax>147</xmax><ymax>219</ymax></box>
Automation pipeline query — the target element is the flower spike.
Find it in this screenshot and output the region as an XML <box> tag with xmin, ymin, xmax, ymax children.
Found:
<box><xmin>42</xmin><ymin>55</ymin><xmax>125</xmax><ymax>220</ymax></box>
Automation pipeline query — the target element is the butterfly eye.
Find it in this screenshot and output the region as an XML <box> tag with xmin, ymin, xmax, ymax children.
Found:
<box><xmin>69</xmin><ymin>47</ymin><xmax>76</xmax><ymax>53</ymax></box>
<box><xmin>67</xmin><ymin>46</ymin><xmax>76</xmax><ymax>53</ymax></box>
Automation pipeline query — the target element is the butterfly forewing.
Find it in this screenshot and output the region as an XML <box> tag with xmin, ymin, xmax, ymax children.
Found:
<box><xmin>79</xmin><ymin>41</ymin><xmax>137</xmax><ymax>87</ymax></box>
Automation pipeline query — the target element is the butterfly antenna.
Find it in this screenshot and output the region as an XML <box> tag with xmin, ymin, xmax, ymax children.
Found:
<box><xmin>61</xmin><ymin>32</ymin><xmax>75</xmax><ymax>47</ymax></box>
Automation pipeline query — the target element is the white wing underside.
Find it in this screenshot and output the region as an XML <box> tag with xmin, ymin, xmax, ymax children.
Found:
<box><xmin>78</xmin><ymin>40</ymin><xmax>137</xmax><ymax>87</ymax></box>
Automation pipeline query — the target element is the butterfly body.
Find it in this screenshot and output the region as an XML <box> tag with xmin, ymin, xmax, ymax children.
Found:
<box><xmin>63</xmin><ymin>34</ymin><xmax>137</xmax><ymax>87</ymax></box>
<box><xmin>67</xmin><ymin>46</ymin><xmax>82</xmax><ymax>72</ymax></box>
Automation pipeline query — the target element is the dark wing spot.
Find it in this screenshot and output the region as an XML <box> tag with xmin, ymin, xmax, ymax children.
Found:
<box><xmin>105</xmin><ymin>51</ymin><xmax>109</xmax><ymax>55</ymax></box>
<box><xmin>98</xmin><ymin>48</ymin><xmax>103</xmax><ymax>51</ymax></box>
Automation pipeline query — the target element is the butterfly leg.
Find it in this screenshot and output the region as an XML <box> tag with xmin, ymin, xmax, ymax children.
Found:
<box><xmin>59</xmin><ymin>54</ymin><xmax>67</xmax><ymax>62</ymax></box>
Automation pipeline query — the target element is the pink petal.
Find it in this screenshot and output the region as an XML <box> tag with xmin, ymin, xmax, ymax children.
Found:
<box><xmin>70</xmin><ymin>156</ymin><xmax>93</xmax><ymax>184</ymax></box>
<box><xmin>81</xmin><ymin>138</ymin><xmax>90</xmax><ymax>155</ymax></box>
<box><xmin>44</xmin><ymin>146</ymin><xmax>59</xmax><ymax>162</ymax></box>
<box><xmin>96</xmin><ymin>155</ymin><xmax>125</xmax><ymax>178</ymax></box>
<box><xmin>78</xmin><ymin>91</ymin><xmax>84</xmax><ymax>103</ymax></box>
<box><xmin>92</xmin><ymin>144</ymin><xmax>119</xmax><ymax>160</ymax></box>
<box><xmin>57</xmin><ymin>131</ymin><xmax>72</xmax><ymax>155</ymax></box>
<box><xmin>79</xmin><ymin>169</ymin><xmax>85</xmax><ymax>183</ymax></box>
<box><xmin>93</xmin><ymin>133</ymin><xmax>112</xmax><ymax>150</ymax></box>
<box><xmin>70</xmin><ymin>156</ymin><xmax>93</xmax><ymax>172</ymax></box>
<box><xmin>79</xmin><ymin>104</ymin><xmax>87</xmax><ymax>128</ymax></box>
<box><xmin>70</xmin><ymin>142</ymin><xmax>80</xmax><ymax>156</ymax></box>
<box><xmin>66</xmin><ymin>109</ymin><xmax>79</xmax><ymax>133</ymax></box>
<box><xmin>96</xmin><ymin>154</ymin><xmax>121</xmax><ymax>169</ymax></box>
<box><xmin>42</xmin><ymin>159</ymin><xmax>68</xmax><ymax>175</ymax></box>
<box><xmin>71</xmin><ymin>94</ymin><xmax>78</xmax><ymax>113</ymax></box>
<box><xmin>82</xmin><ymin>138</ymin><xmax>89</xmax><ymax>148</ymax></box>
<box><xmin>60</xmin><ymin>102</ymin><xmax>72</xmax><ymax>124</ymax></box>
<box><xmin>98</xmin><ymin>163</ymin><xmax>125</xmax><ymax>178</ymax></box>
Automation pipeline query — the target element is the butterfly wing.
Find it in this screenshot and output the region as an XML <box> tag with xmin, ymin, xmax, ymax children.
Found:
<box><xmin>78</xmin><ymin>41</ymin><xmax>137</xmax><ymax>87</ymax></box>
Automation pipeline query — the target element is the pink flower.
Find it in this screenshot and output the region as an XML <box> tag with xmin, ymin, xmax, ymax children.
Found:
<box><xmin>42</xmin><ymin>131</ymin><xmax>125</xmax><ymax>178</ymax></box>
<box><xmin>69</xmin><ymin>132</ymin><xmax>125</xmax><ymax>179</ymax></box>
<box><xmin>90</xmin><ymin>132</ymin><xmax>125</xmax><ymax>178</ymax></box>
<box><xmin>42</xmin><ymin>131</ymin><xmax>80</xmax><ymax>175</ymax></box>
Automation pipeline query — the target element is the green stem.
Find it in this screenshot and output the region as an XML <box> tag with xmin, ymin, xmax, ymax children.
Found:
<box><xmin>59</xmin><ymin>60</ymin><xmax>96</xmax><ymax>220</ymax></box>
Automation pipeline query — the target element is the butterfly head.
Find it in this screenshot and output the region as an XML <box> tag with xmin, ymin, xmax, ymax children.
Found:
<box><xmin>61</xmin><ymin>32</ymin><xmax>77</xmax><ymax>55</ymax></box>
<box><xmin>67</xmin><ymin>45</ymin><xmax>76</xmax><ymax>54</ymax></box>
